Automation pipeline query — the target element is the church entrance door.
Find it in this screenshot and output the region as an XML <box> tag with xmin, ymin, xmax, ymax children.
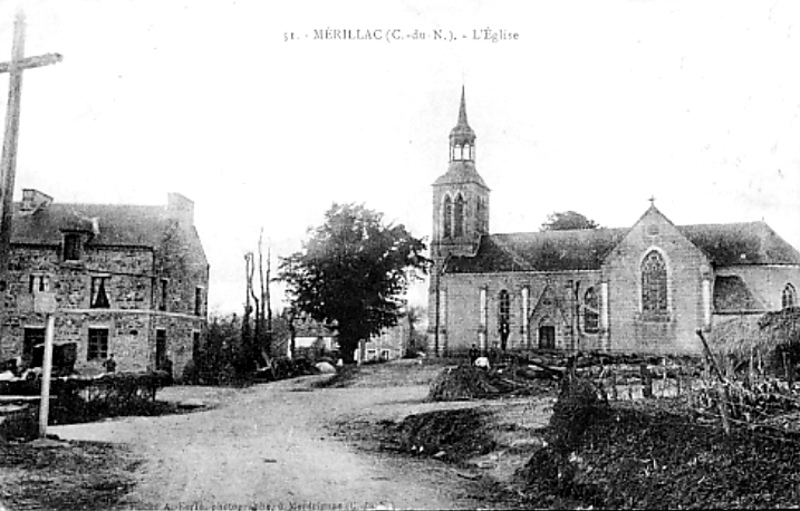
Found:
<box><xmin>539</xmin><ymin>326</ymin><xmax>555</xmax><ymax>349</ymax></box>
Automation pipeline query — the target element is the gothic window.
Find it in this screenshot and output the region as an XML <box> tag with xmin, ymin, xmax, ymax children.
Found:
<box><xmin>584</xmin><ymin>287</ymin><xmax>599</xmax><ymax>333</ymax></box>
<box><xmin>91</xmin><ymin>276</ymin><xmax>110</xmax><ymax>309</ymax></box>
<box><xmin>443</xmin><ymin>195</ymin><xmax>452</xmax><ymax>238</ymax></box>
<box><xmin>454</xmin><ymin>194</ymin><xmax>465</xmax><ymax>237</ymax></box>
<box><xmin>498</xmin><ymin>290</ymin><xmax>510</xmax><ymax>339</ymax></box>
<box><xmin>641</xmin><ymin>250</ymin><xmax>667</xmax><ymax>315</ymax></box>
<box><xmin>782</xmin><ymin>283</ymin><xmax>797</xmax><ymax>309</ymax></box>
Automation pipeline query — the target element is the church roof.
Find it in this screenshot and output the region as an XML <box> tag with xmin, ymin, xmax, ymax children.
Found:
<box><xmin>449</xmin><ymin>86</ymin><xmax>475</xmax><ymax>144</ymax></box>
<box><xmin>713</xmin><ymin>275</ymin><xmax>764</xmax><ymax>312</ymax></box>
<box><xmin>679</xmin><ymin>221</ymin><xmax>800</xmax><ymax>266</ymax></box>
<box><xmin>446</xmin><ymin>221</ymin><xmax>800</xmax><ymax>273</ymax></box>
<box><xmin>447</xmin><ymin>228</ymin><xmax>628</xmax><ymax>272</ymax></box>
<box><xmin>432</xmin><ymin>161</ymin><xmax>488</xmax><ymax>188</ymax></box>
<box><xmin>12</xmin><ymin>202</ymin><xmax>172</xmax><ymax>247</ymax></box>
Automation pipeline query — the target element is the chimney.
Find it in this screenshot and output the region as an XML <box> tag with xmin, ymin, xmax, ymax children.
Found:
<box><xmin>167</xmin><ymin>192</ymin><xmax>194</xmax><ymax>225</ymax></box>
<box><xmin>20</xmin><ymin>189</ymin><xmax>53</xmax><ymax>212</ymax></box>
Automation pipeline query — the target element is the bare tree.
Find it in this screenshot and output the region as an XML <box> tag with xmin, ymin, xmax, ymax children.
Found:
<box><xmin>244</xmin><ymin>229</ymin><xmax>273</xmax><ymax>369</ymax></box>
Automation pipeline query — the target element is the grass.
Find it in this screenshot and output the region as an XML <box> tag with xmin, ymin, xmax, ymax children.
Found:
<box><xmin>0</xmin><ymin>439</ymin><xmax>141</xmax><ymax>511</ymax></box>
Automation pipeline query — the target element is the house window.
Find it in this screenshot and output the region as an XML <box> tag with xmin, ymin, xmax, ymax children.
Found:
<box><xmin>87</xmin><ymin>328</ymin><xmax>109</xmax><ymax>361</ymax></box>
<box><xmin>782</xmin><ymin>283</ymin><xmax>797</xmax><ymax>309</ymax></box>
<box><xmin>63</xmin><ymin>233</ymin><xmax>82</xmax><ymax>261</ymax></box>
<box><xmin>91</xmin><ymin>276</ymin><xmax>110</xmax><ymax>309</ymax></box>
<box><xmin>642</xmin><ymin>250</ymin><xmax>668</xmax><ymax>315</ymax></box>
<box><xmin>443</xmin><ymin>195</ymin><xmax>452</xmax><ymax>238</ymax></box>
<box><xmin>160</xmin><ymin>279</ymin><xmax>168</xmax><ymax>311</ymax></box>
<box><xmin>23</xmin><ymin>327</ymin><xmax>45</xmax><ymax>366</ymax></box>
<box><xmin>453</xmin><ymin>194</ymin><xmax>465</xmax><ymax>237</ymax></box>
<box><xmin>28</xmin><ymin>274</ymin><xmax>49</xmax><ymax>294</ymax></box>
<box><xmin>194</xmin><ymin>287</ymin><xmax>203</xmax><ymax>316</ymax></box>
<box><xmin>380</xmin><ymin>349</ymin><xmax>390</xmax><ymax>361</ymax></box>
<box><xmin>584</xmin><ymin>287</ymin><xmax>599</xmax><ymax>333</ymax></box>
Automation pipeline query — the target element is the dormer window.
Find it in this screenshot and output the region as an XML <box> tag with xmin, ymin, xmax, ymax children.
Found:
<box><xmin>63</xmin><ymin>233</ymin><xmax>82</xmax><ymax>261</ymax></box>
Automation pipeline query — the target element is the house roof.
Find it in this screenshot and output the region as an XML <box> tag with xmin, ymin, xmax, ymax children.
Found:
<box><xmin>447</xmin><ymin>221</ymin><xmax>800</xmax><ymax>274</ymax></box>
<box><xmin>11</xmin><ymin>202</ymin><xmax>172</xmax><ymax>247</ymax></box>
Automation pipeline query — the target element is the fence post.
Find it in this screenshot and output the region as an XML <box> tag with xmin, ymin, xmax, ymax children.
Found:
<box><xmin>640</xmin><ymin>363</ymin><xmax>653</xmax><ymax>399</ymax></box>
<box><xmin>611</xmin><ymin>371</ymin><xmax>618</xmax><ymax>401</ymax></box>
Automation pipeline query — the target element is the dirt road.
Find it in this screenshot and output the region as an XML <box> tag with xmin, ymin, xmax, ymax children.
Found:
<box><xmin>51</xmin><ymin>374</ymin><xmax>484</xmax><ymax>510</ymax></box>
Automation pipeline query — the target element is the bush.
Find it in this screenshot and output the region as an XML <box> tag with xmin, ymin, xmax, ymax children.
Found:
<box><xmin>548</xmin><ymin>376</ymin><xmax>608</xmax><ymax>455</ymax></box>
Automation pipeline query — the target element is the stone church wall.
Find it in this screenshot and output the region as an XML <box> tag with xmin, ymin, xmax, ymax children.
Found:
<box><xmin>603</xmin><ymin>210</ymin><xmax>710</xmax><ymax>354</ymax></box>
<box><xmin>715</xmin><ymin>265</ymin><xmax>800</xmax><ymax>313</ymax></box>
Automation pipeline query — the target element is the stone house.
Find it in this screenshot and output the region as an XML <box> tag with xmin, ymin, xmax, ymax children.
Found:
<box><xmin>0</xmin><ymin>189</ymin><xmax>209</xmax><ymax>379</ymax></box>
<box><xmin>428</xmin><ymin>90</ymin><xmax>800</xmax><ymax>356</ymax></box>
<box><xmin>364</xmin><ymin>321</ymin><xmax>410</xmax><ymax>362</ymax></box>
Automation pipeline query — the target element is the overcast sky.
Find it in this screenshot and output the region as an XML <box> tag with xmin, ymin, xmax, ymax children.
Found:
<box><xmin>1</xmin><ymin>0</ymin><xmax>799</xmax><ymax>315</ymax></box>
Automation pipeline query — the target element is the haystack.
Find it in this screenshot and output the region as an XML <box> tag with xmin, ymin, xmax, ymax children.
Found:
<box><xmin>427</xmin><ymin>365</ymin><xmax>499</xmax><ymax>401</ymax></box>
<box><xmin>710</xmin><ymin>307</ymin><xmax>800</xmax><ymax>373</ymax></box>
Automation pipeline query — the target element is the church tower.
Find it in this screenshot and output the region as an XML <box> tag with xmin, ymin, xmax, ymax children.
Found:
<box><xmin>428</xmin><ymin>88</ymin><xmax>491</xmax><ymax>355</ymax></box>
<box><xmin>431</xmin><ymin>87</ymin><xmax>490</xmax><ymax>259</ymax></box>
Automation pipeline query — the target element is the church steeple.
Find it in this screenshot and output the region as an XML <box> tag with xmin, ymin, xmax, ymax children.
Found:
<box><xmin>449</xmin><ymin>86</ymin><xmax>476</xmax><ymax>162</ymax></box>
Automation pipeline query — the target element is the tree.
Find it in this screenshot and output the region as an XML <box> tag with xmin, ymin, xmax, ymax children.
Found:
<box><xmin>541</xmin><ymin>211</ymin><xmax>600</xmax><ymax>231</ymax></box>
<box><xmin>279</xmin><ymin>203</ymin><xmax>428</xmax><ymax>363</ymax></box>
<box><xmin>243</xmin><ymin>230</ymin><xmax>274</xmax><ymax>371</ymax></box>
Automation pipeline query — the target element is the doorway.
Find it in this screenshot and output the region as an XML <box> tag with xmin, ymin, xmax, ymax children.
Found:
<box><xmin>538</xmin><ymin>325</ymin><xmax>555</xmax><ymax>349</ymax></box>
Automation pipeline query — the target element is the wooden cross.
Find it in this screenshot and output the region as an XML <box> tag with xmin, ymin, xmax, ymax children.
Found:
<box><xmin>0</xmin><ymin>10</ymin><xmax>62</xmax><ymax>288</ymax></box>
<box><xmin>648</xmin><ymin>195</ymin><xmax>656</xmax><ymax>206</ymax></box>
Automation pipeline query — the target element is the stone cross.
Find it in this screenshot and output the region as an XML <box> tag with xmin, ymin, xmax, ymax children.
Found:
<box><xmin>0</xmin><ymin>10</ymin><xmax>62</xmax><ymax>289</ymax></box>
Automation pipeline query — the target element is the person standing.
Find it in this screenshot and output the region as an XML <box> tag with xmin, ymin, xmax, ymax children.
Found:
<box><xmin>103</xmin><ymin>354</ymin><xmax>117</xmax><ymax>373</ymax></box>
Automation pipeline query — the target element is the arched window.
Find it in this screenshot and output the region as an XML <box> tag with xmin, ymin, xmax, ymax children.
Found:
<box><xmin>584</xmin><ymin>287</ymin><xmax>599</xmax><ymax>333</ymax></box>
<box><xmin>642</xmin><ymin>250</ymin><xmax>667</xmax><ymax>315</ymax></box>
<box><xmin>454</xmin><ymin>194</ymin><xmax>465</xmax><ymax>238</ymax></box>
<box><xmin>443</xmin><ymin>195</ymin><xmax>452</xmax><ymax>238</ymax></box>
<box><xmin>782</xmin><ymin>283</ymin><xmax>797</xmax><ymax>309</ymax></box>
<box><xmin>498</xmin><ymin>290</ymin><xmax>510</xmax><ymax>338</ymax></box>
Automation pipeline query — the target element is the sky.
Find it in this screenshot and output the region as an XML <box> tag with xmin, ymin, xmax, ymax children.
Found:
<box><xmin>0</xmin><ymin>0</ymin><xmax>799</xmax><ymax>315</ymax></box>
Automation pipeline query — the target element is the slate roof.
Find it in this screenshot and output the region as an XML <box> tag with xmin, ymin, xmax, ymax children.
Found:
<box><xmin>713</xmin><ymin>275</ymin><xmax>764</xmax><ymax>312</ymax></box>
<box><xmin>679</xmin><ymin>222</ymin><xmax>800</xmax><ymax>266</ymax></box>
<box><xmin>447</xmin><ymin>228</ymin><xmax>628</xmax><ymax>272</ymax></box>
<box><xmin>11</xmin><ymin>202</ymin><xmax>171</xmax><ymax>247</ymax></box>
<box><xmin>432</xmin><ymin>161</ymin><xmax>488</xmax><ymax>189</ymax></box>
<box><xmin>447</xmin><ymin>221</ymin><xmax>800</xmax><ymax>273</ymax></box>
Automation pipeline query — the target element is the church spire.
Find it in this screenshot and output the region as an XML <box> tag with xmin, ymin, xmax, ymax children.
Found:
<box><xmin>457</xmin><ymin>85</ymin><xmax>469</xmax><ymax>127</ymax></box>
<box><xmin>449</xmin><ymin>86</ymin><xmax>476</xmax><ymax>162</ymax></box>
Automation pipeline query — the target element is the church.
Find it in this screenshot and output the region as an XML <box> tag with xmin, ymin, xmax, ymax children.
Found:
<box><xmin>427</xmin><ymin>89</ymin><xmax>800</xmax><ymax>356</ymax></box>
